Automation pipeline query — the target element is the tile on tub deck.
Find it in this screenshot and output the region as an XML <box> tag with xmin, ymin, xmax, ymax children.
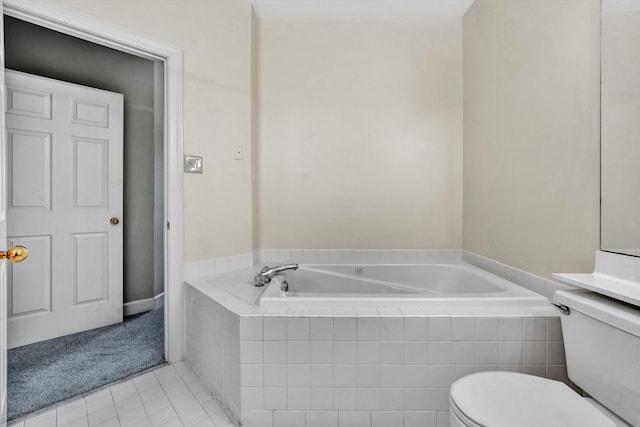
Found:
<box><xmin>357</xmin><ymin>317</ymin><xmax>381</xmax><ymax>340</ymax></box>
<box><xmin>310</xmin><ymin>317</ymin><xmax>334</xmax><ymax>340</ymax></box>
<box><xmin>451</xmin><ymin>341</ymin><xmax>475</xmax><ymax>364</ymax></box>
<box><xmin>287</xmin><ymin>387</ymin><xmax>310</xmax><ymax>409</ymax></box>
<box><xmin>287</xmin><ymin>341</ymin><xmax>310</xmax><ymax>364</ymax></box>
<box><xmin>264</xmin><ymin>317</ymin><xmax>287</xmax><ymax>340</ymax></box>
<box><xmin>310</xmin><ymin>387</ymin><xmax>334</xmax><ymax>410</ymax></box>
<box><xmin>404</xmin><ymin>341</ymin><xmax>428</xmax><ymax>364</ymax></box>
<box><xmin>334</xmin><ymin>388</ymin><xmax>357</xmax><ymax>410</ymax></box>
<box><xmin>274</xmin><ymin>410</ymin><xmax>306</xmax><ymax>427</ymax></box>
<box><xmin>338</xmin><ymin>410</ymin><xmax>371</xmax><ymax>427</ymax></box>
<box><xmin>264</xmin><ymin>364</ymin><xmax>287</xmax><ymax>387</ymax></box>
<box><xmin>499</xmin><ymin>318</ymin><xmax>523</xmax><ymax>341</ymax></box>
<box><xmin>381</xmin><ymin>365</ymin><xmax>404</xmax><ymax>388</ymax></box>
<box><xmin>334</xmin><ymin>341</ymin><xmax>358</xmax><ymax>364</ymax></box>
<box><xmin>523</xmin><ymin>317</ymin><xmax>546</xmax><ymax>341</ymax></box>
<box><xmin>334</xmin><ymin>365</ymin><xmax>358</xmax><ymax>388</ymax></box>
<box><xmin>264</xmin><ymin>387</ymin><xmax>287</xmax><ymax>409</ymax></box>
<box><xmin>309</xmin><ymin>340</ymin><xmax>334</xmax><ymax>364</ymax></box>
<box><xmin>334</xmin><ymin>318</ymin><xmax>357</xmax><ymax>340</ymax></box>
<box><xmin>357</xmin><ymin>365</ymin><xmax>382</xmax><ymax>388</ymax></box>
<box><xmin>286</xmin><ymin>317</ymin><xmax>310</xmax><ymax>340</ymax></box>
<box><xmin>428</xmin><ymin>318</ymin><xmax>452</xmax><ymax>341</ymax></box>
<box><xmin>380</xmin><ymin>317</ymin><xmax>404</xmax><ymax>340</ymax></box>
<box><xmin>475</xmin><ymin>318</ymin><xmax>499</xmax><ymax>340</ymax></box>
<box><xmin>404</xmin><ymin>318</ymin><xmax>428</xmax><ymax>341</ymax></box>
<box><xmin>309</xmin><ymin>364</ymin><xmax>334</xmax><ymax>387</ymax></box>
<box><xmin>372</xmin><ymin>411</ymin><xmax>403</xmax><ymax>427</ymax></box>
<box><xmin>287</xmin><ymin>364</ymin><xmax>311</xmax><ymax>387</ymax></box>
<box><xmin>404</xmin><ymin>365</ymin><xmax>428</xmax><ymax>388</ymax></box>
<box><xmin>357</xmin><ymin>341</ymin><xmax>381</xmax><ymax>364</ymax></box>
<box><xmin>263</xmin><ymin>340</ymin><xmax>287</xmax><ymax>364</ymax></box>
<box><xmin>380</xmin><ymin>388</ymin><xmax>404</xmax><ymax>411</ymax></box>
<box><xmin>381</xmin><ymin>341</ymin><xmax>404</xmax><ymax>364</ymax></box>
<box><xmin>404</xmin><ymin>411</ymin><xmax>438</xmax><ymax>427</ymax></box>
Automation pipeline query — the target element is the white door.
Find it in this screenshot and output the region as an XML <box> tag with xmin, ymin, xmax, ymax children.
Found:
<box><xmin>5</xmin><ymin>70</ymin><xmax>124</xmax><ymax>348</ymax></box>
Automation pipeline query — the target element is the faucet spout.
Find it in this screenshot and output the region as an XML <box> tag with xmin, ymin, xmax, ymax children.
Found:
<box><xmin>254</xmin><ymin>263</ymin><xmax>299</xmax><ymax>287</ymax></box>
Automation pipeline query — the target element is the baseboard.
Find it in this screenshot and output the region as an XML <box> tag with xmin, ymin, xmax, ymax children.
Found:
<box><xmin>124</xmin><ymin>295</ymin><xmax>162</xmax><ymax>317</ymax></box>
<box><xmin>154</xmin><ymin>292</ymin><xmax>165</xmax><ymax>309</ymax></box>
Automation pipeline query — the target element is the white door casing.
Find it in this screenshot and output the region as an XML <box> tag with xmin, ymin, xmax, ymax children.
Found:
<box><xmin>2</xmin><ymin>0</ymin><xmax>184</xmax><ymax>365</ymax></box>
<box><xmin>5</xmin><ymin>70</ymin><xmax>124</xmax><ymax>348</ymax></box>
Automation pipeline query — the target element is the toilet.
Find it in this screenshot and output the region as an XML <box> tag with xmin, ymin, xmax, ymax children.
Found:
<box><xmin>449</xmin><ymin>289</ymin><xmax>639</xmax><ymax>427</ymax></box>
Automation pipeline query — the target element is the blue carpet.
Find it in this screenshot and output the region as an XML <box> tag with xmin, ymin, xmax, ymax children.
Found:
<box><xmin>8</xmin><ymin>307</ymin><xmax>165</xmax><ymax>420</ymax></box>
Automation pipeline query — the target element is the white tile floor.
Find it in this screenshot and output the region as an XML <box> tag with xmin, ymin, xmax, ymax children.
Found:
<box><xmin>9</xmin><ymin>363</ymin><xmax>235</xmax><ymax>427</ymax></box>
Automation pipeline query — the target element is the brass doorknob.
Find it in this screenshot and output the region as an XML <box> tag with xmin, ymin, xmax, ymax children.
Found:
<box><xmin>110</xmin><ymin>217</ymin><xmax>120</xmax><ymax>225</ymax></box>
<box><xmin>0</xmin><ymin>245</ymin><xmax>28</xmax><ymax>263</ymax></box>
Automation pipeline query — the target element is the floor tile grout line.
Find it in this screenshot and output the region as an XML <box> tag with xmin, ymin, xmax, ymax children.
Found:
<box><xmin>153</xmin><ymin>365</ymin><xmax>196</xmax><ymax>427</ymax></box>
<box><xmin>11</xmin><ymin>363</ymin><xmax>169</xmax><ymax>426</ymax></box>
<box><xmin>16</xmin><ymin>362</ymin><xmax>229</xmax><ymax>427</ymax></box>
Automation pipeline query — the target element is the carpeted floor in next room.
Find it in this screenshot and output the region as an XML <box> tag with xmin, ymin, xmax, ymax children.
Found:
<box><xmin>7</xmin><ymin>307</ymin><xmax>165</xmax><ymax>420</ymax></box>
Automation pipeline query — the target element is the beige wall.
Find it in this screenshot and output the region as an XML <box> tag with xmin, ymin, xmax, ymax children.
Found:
<box><xmin>462</xmin><ymin>0</ymin><xmax>601</xmax><ymax>278</ymax></box>
<box><xmin>255</xmin><ymin>17</ymin><xmax>463</xmax><ymax>249</ymax></box>
<box><xmin>50</xmin><ymin>0</ymin><xmax>602</xmax><ymax>277</ymax></box>
<box><xmin>53</xmin><ymin>0</ymin><xmax>254</xmax><ymax>263</ymax></box>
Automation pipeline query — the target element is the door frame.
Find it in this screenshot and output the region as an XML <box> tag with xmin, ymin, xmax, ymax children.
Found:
<box><xmin>2</xmin><ymin>0</ymin><xmax>184</xmax><ymax>362</ymax></box>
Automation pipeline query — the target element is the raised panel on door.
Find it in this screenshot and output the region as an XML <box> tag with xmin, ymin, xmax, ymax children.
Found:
<box><xmin>71</xmin><ymin>99</ymin><xmax>109</xmax><ymax>128</ymax></box>
<box><xmin>6</xmin><ymin>86</ymin><xmax>51</xmax><ymax>120</ymax></box>
<box><xmin>73</xmin><ymin>232</ymin><xmax>108</xmax><ymax>305</ymax></box>
<box><xmin>7</xmin><ymin>130</ymin><xmax>51</xmax><ymax>210</ymax></box>
<box><xmin>7</xmin><ymin>235</ymin><xmax>51</xmax><ymax>317</ymax></box>
<box><xmin>74</xmin><ymin>137</ymin><xmax>108</xmax><ymax>208</ymax></box>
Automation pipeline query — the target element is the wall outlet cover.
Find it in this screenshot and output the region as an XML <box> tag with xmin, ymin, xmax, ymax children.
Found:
<box><xmin>184</xmin><ymin>155</ymin><xmax>203</xmax><ymax>174</ymax></box>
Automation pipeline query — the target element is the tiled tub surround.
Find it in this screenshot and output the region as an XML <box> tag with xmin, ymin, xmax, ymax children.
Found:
<box><xmin>184</xmin><ymin>258</ymin><xmax>567</xmax><ymax>427</ymax></box>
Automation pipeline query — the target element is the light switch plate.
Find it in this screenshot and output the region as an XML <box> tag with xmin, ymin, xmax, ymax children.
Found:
<box><xmin>184</xmin><ymin>155</ymin><xmax>203</xmax><ymax>174</ymax></box>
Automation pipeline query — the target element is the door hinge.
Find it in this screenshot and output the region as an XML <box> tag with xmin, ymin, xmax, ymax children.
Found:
<box><xmin>167</xmin><ymin>221</ymin><xmax>170</xmax><ymax>230</ymax></box>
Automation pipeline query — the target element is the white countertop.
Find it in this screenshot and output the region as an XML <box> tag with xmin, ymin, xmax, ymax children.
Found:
<box><xmin>553</xmin><ymin>251</ymin><xmax>640</xmax><ymax>308</ymax></box>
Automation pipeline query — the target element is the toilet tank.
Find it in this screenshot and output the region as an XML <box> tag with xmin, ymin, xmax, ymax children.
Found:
<box><xmin>554</xmin><ymin>290</ymin><xmax>640</xmax><ymax>427</ymax></box>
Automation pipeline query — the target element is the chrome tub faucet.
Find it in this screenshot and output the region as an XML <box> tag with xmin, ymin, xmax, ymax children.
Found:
<box><xmin>253</xmin><ymin>263</ymin><xmax>299</xmax><ymax>287</ymax></box>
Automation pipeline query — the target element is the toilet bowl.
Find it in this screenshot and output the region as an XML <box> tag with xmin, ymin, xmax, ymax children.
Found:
<box><xmin>449</xmin><ymin>371</ymin><xmax>625</xmax><ymax>427</ymax></box>
<box><xmin>449</xmin><ymin>289</ymin><xmax>640</xmax><ymax>427</ymax></box>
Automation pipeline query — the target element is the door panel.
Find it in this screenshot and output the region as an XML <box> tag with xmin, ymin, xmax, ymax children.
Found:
<box><xmin>8</xmin><ymin>235</ymin><xmax>51</xmax><ymax>316</ymax></box>
<box><xmin>6</xmin><ymin>86</ymin><xmax>51</xmax><ymax>119</ymax></box>
<box><xmin>7</xmin><ymin>130</ymin><xmax>51</xmax><ymax>209</ymax></box>
<box><xmin>73</xmin><ymin>232</ymin><xmax>108</xmax><ymax>304</ymax></box>
<box><xmin>71</xmin><ymin>99</ymin><xmax>108</xmax><ymax>127</ymax></box>
<box><xmin>5</xmin><ymin>69</ymin><xmax>124</xmax><ymax>348</ymax></box>
<box><xmin>74</xmin><ymin>137</ymin><xmax>107</xmax><ymax>207</ymax></box>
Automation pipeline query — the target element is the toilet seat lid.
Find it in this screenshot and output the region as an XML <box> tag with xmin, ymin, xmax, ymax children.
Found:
<box><xmin>450</xmin><ymin>372</ymin><xmax>616</xmax><ymax>427</ymax></box>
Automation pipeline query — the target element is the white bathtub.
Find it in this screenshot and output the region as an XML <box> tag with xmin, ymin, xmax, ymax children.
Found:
<box><xmin>257</xmin><ymin>263</ymin><xmax>548</xmax><ymax>308</ymax></box>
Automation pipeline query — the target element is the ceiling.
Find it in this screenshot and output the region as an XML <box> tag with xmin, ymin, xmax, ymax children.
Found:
<box><xmin>250</xmin><ymin>0</ymin><xmax>477</xmax><ymax>18</ymax></box>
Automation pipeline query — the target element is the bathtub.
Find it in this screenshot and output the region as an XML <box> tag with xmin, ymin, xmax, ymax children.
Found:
<box><xmin>257</xmin><ymin>263</ymin><xmax>548</xmax><ymax>308</ymax></box>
